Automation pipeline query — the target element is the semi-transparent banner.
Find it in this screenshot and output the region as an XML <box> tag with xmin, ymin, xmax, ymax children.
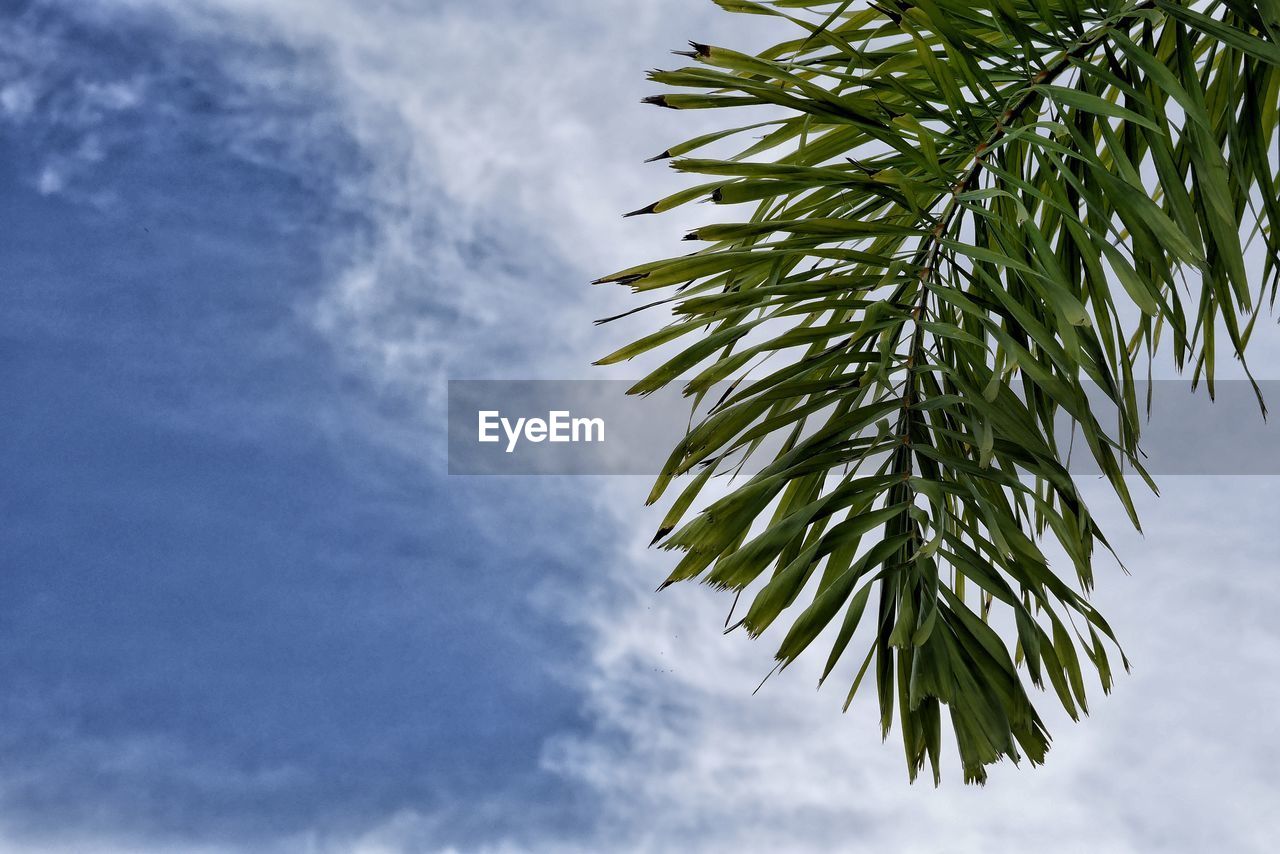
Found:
<box><xmin>448</xmin><ymin>379</ymin><xmax>1274</xmax><ymax>476</ymax></box>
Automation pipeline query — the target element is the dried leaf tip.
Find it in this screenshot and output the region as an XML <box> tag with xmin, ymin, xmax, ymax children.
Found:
<box><xmin>868</xmin><ymin>1</ymin><xmax>903</xmax><ymax>24</ymax></box>
<box><xmin>642</xmin><ymin>94</ymin><xmax>674</xmax><ymax>109</ymax></box>
<box><xmin>591</xmin><ymin>272</ymin><xmax>646</xmax><ymax>286</ymax></box>
<box><xmin>624</xmin><ymin>202</ymin><xmax>659</xmax><ymax>218</ymax></box>
<box><xmin>673</xmin><ymin>41</ymin><xmax>712</xmax><ymax>59</ymax></box>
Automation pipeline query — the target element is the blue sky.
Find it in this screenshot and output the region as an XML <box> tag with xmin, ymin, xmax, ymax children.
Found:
<box><xmin>0</xmin><ymin>4</ymin><xmax>603</xmax><ymax>847</ymax></box>
<box><xmin>2</xmin><ymin>1</ymin><xmax>1280</xmax><ymax>852</ymax></box>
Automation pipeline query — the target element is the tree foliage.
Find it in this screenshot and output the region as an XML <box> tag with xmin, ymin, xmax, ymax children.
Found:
<box><xmin>595</xmin><ymin>0</ymin><xmax>1280</xmax><ymax>783</ymax></box>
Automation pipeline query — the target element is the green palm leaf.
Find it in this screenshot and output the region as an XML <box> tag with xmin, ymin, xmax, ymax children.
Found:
<box><xmin>596</xmin><ymin>0</ymin><xmax>1279</xmax><ymax>784</ymax></box>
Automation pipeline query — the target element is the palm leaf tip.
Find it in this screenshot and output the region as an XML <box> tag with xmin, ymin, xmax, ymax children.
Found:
<box><xmin>623</xmin><ymin>202</ymin><xmax>659</xmax><ymax>218</ymax></box>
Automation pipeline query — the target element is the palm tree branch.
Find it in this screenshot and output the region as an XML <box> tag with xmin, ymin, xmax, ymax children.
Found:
<box><xmin>596</xmin><ymin>0</ymin><xmax>1279</xmax><ymax>784</ymax></box>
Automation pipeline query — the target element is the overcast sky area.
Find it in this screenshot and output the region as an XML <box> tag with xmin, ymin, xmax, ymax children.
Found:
<box><xmin>2</xmin><ymin>0</ymin><xmax>1280</xmax><ymax>851</ymax></box>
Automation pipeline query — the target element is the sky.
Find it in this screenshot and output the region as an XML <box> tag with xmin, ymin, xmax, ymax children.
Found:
<box><xmin>1</xmin><ymin>1</ymin><xmax>1279</xmax><ymax>851</ymax></box>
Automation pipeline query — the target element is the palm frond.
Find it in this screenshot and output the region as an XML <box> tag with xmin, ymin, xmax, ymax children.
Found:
<box><xmin>596</xmin><ymin>0</ymin><xmax>1280</xmax><ymax>784</ymax></box>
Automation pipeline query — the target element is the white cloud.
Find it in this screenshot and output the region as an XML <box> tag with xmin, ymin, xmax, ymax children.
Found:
<box><xmin>0</xmin><ymin>14</ymin><xmax>149</xmax><ymax>205</ymax></box>
<box><xmin>95</xmin><ymin>0</ymin><xmax>765</xmax><ymax>399</ymax></box>
<box><xmin>0</xmin><ymin>80</ymin><xmax>36</xmax><ymax>119</ymax></box>
<box><xmin>25</xmin><ymin>1</ymin><xmax>1280</xmax><ymax>851</ymax></box>
<box><xmin>535</xmin><ymin>477</ymin><xmax>1280</xmax><ymax>852</ymax></box>
<box><xmin>35</xmin><ymin>165</ymin><xmax>63</xmax><ymax>195</ymax></box>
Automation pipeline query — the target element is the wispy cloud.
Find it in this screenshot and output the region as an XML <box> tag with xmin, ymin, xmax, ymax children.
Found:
<box><xmin>535</xmin><ymin>480</ymin><xmax>1280</xmax><ymax>853</ymax></box>
<box><xmin>8</xmin><ymin>0</ymin><xmax>1280</xmax><ymax>851</ymax></box>
<box><xmin>97</xmin><ymin>0</ymin><xmax>774</xmax><ymax>404</ymax></box>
